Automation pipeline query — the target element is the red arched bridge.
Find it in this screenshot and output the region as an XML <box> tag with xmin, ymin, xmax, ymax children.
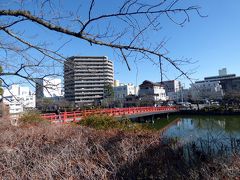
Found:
<box><xmin>41</xmin><ymin>106</ymin><xmax>179</xmax><ymax>123</ymax></box>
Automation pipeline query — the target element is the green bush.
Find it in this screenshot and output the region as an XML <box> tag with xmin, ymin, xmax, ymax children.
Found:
<box><xmin>78</xmin><ymin>114</ymin><xmax>149</xmax><ymax>131</ymax></box>
<box><xmin>19</xmin><ymin>111</ymin><xmax>48</xmax><ymax>125</ymax></box>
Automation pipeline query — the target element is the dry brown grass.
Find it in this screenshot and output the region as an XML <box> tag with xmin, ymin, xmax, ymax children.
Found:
<box><xmin>0</xmin><ymin>118</ymin><xmax>160</xmax><ymax>179</ymax></box>
<box><xmin>0</xmin><ymin>118</ymin><xmax>239</xmax><ymax>179</ymax></box>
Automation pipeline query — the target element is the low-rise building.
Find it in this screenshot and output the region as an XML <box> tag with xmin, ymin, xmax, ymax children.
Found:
<box><xmin>190</xmin><ymin>80</ymin><xmax>224</xmax><ymax>101</ymax></box>
<box><xmin>124</xmin><ymin>95</ymin><xmax>139</xmax><ymax>107</ymax></box>
<box><xmin>162</xmin><ymin>80</ymin><xmax>181</xmax><ymax>93</ymax></box>
<box><xmin>139</xmin><ymin>80</ymin><xmax>167</xmax><ymax>102</ymax></box>
<box><xmin>3</xmin><ymin>84</ymin><xmax>36</xmax><ymax>114</ymax></box>
<box><xmin>161</xmin><ymin>80</ymin><xmax>182</xmax><ymax>102</ymax></box>
<box><xmin>189</xmin><ymin>68</ymin><xmax>240</xmax><ymax>101</ymax></box>
<box><xmin>201</xmin><ymin>69</ymin><xmax>240</xmax><ymax>95</ymax></box>
<box><xmin>113</xmin><ymin>82</ymin><xmax>138</xmax><ymax>100</ymax></box>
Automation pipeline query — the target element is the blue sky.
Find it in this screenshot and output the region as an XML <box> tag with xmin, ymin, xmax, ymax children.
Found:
<box><xmin>1</xmin><ymin>0</ymin><xmax>240</xmax><ymax>88</ymax></box>
<box><xmin>164</xmin><ymin>0</ymin><xmax>240</xmax><ymax>86</ymax></box>
<box><xmin>114</xmin><ymin>0</ymin><xmax>240</xmax><ymax>87</ymax></box>
<box><xmin>67</xmin><ymin>0</ymin><xmax>240</xmax><ymax>87</ymax></box>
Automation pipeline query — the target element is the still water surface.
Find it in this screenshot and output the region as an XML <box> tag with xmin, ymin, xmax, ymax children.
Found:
<box><xmin>151</xmin><ymin>115</ymin><xmax>240</xmax><ymax>154</ymax></box>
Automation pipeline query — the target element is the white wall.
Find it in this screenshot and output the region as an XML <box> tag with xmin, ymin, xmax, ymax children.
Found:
<box><xmin>153</xmin><ymin>86</ymin><xmax>167</xmax><ymax>101</ymax></box>
<box><xmin>139</xmin><ymin>85</ymin><xmax>167</xmax><ymax>101</ymax></box>
<box><xmin>114</xmin><ymin>84</ymin><xmax>138</xmax><ymax>100</ymax></box>
<box><xmin>190</xmin><ymin>81</ymin><xmax>224</xmax><ymax>101</ymax></box>
<box><xmin>43</xmin><ymin>77</ymin><xmax>62</xmax><ymax>97</ymax></box>
<box><xmin>3</xmin><ymin>84</ymin><xmax>36</xmax><ymax>114</ymax></box>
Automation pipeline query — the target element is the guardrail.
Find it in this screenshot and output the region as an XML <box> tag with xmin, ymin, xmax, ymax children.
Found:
<box><xmin>41</xmin><ymin>106</ymin><xmax>179</xmax><ymax>123</ymax></box>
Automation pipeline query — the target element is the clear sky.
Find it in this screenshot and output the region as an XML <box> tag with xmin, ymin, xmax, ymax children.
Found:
<box><xmin>115</xmin><ymin>0</ymin><xmax>240</xmax><ymax>87</ymax></box>
<box><xmin>1</xmin><ymin>0</ymin><xmax>240</xmax><ymax>88</ymax></box>
<box><xmin>66</xmin><ymin>0</ymin><xmax>240</xmax><ymax>87</ymax></box>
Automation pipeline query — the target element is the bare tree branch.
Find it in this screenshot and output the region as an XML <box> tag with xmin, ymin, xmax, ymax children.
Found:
<box><xmin>0</xmin><ymin>0</ymin><xmax>205</xmax><ymax>89</ymax></box>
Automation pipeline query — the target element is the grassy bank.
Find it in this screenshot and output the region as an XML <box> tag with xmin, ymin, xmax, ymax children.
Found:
<box><xmin>0</xmin><ymin>114</ymin><xmax>239</xmax><ymax>179</ymax></box>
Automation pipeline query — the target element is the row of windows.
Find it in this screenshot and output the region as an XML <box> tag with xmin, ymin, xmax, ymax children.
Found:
<box><xmin>75</xmin><ymin>99</ymin><xmax>95</xmax><ymax>102</ymax></box>
<box><xmin>75</xmin><ymin>88</ymin><xmax>104</xmax><ymax>91</ymax></box>
<box><xmin>74</xmin><ymin>64</ymin><xmax>113</xmax><ymax>67</ymax></box>
<box><xmin>74</xmin><ymin>77</ymin><xmax>113</xmax><ymax>80</ymax></box>
<box><xmin>75</xmin><ymin>92</ymin><xmax>103</xmax><ymax>95</ymax></box>
<box><xmin>74</xmin><ymin>72</ymin><xmax>113</xmax><ymax>75</ymax></box>
<box><xmin>74</xmin><ymin>73</ymin><xmax>113</xmax><ymax>77</ymax></box>
<box><xmin>74</xmin><ymin>85</ymin><xmax>105</xmax><ymax>87</ymax></box>
<box><xmin>74</xmin><ymin>81</ymin><xmax>112</xmax><ymax>84</ymax></box>
<box><xmin>74</xmin><ymin>69</ymin><xmax>113</xmax><ymax>73</ymax></box>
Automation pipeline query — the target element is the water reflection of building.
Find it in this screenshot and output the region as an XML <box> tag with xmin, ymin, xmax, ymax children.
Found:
<box><xmin>216</xmin><ymin>120</ymin><xmax>226</xmax><ymax>128</ymax></box>
<box><xmin>224</xmin><ymin>117</ymin><xmax>240</xmax><ymax>132</ymax></box>
<box><xmin>177</xmin><ymin>121</ymin><xmax>182</xmax><ymax>127</ymax></box>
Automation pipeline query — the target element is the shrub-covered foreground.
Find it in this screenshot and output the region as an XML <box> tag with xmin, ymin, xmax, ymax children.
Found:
<box><xmin>79</xmin><ymin>114</ymin><xmax>149</xmax><ymax>131</ymax></box>
<box><xmin>0</xmin><ymin>116</ymin><xmax>239</xmax><ymax>179</ymax></box>
<box><xmin>18</xmin><ymin>111</ymin><xmax>49</xmax><ymax>126</ymax></box>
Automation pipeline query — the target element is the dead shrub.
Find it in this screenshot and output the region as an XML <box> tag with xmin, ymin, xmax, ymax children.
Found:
<box><xmin>18</xmin><ymin>110</ymin><xmax>49</xmax><ymax>126</ymax></box>
<box><xmin>78</xmin><ymin>114</ymin><xmax>149</xmax><ymax>131</ymax></box>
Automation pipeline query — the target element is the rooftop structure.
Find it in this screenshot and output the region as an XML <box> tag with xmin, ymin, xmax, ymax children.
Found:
<box><xmin>219</xmin><ymin>68</ymin><xmax>227</xmax><ymax>76</ymax></box>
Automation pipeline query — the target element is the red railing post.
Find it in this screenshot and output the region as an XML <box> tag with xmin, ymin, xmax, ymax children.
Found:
<box><xmin>73</xmin><ymin>111</ymin><xmax>76</xmax><ymax>122</ymax></box>
<box><xmin>63</xmin><ymin>111</ymin><xmax>67</xmax><ymax>123</ymax></box>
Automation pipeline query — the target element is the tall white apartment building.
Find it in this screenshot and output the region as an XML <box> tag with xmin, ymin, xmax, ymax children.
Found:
<box><xmin>36</xmin><ymin>77</ymin><xmax>63</xmax><ymax>99</ymax></box>
<box><xmin>64</xmin><ymin>56</ymin><xmax>114</xmax><ymax>105</ymax></box>
<box><xmin>3</xmin><ymin>84</ymin><xmax>36</xmax><ymax>114</ymax></box>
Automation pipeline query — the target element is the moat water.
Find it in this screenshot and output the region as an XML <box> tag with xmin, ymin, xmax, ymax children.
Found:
<box><xmin>150</xmin><ymin>115</ymin><xmax>240</xmax><ymax>155</ymax></box>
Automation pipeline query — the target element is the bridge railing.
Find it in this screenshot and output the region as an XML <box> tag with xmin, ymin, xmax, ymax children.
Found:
<box><xmin>41</xmin><ymin>106</ymin><xmax>179</xmax><ymax>123</ymax></box>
